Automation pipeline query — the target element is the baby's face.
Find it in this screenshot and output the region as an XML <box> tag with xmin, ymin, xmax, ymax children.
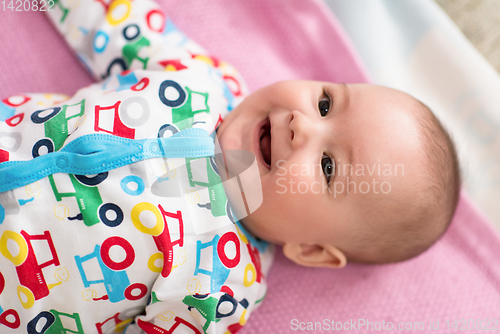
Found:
<box><xmin>216</xmin><ymin>81</ymin><xmax>425</xmax><ymax>246</ymax></box>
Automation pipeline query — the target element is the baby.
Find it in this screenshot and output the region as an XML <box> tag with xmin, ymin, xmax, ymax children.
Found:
<box><xmin>0</xmin><ymin>0</ymin><xmax>460</xmax><ymax>332</ymax></box>
<box><xmin>218</xmin><ymin>80</ymin><xmax>461</xmax><ymax>265</ymax></box>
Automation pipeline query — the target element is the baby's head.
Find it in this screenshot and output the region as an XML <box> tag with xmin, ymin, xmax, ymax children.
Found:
<box><xmin>216</xmin><ymin>80</ymin><xmax>460</xmax><ymax>267</ymax></box>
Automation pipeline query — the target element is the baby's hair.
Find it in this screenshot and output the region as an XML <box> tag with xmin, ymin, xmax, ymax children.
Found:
<box><xmin>346</xmin><ymin>100</ymin><xmax>461</xmax><ymax>264</ymax></box>
<box><xmin>416</xmin><ymin>101</ymin><xmax>461</xmax><ymax>231</ymax></box>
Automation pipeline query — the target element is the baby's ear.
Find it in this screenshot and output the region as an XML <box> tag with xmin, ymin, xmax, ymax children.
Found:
<box><xmin>282</xmin><ymin>243</ymin><xmax>346</xmax><ymax>268</ymax></box>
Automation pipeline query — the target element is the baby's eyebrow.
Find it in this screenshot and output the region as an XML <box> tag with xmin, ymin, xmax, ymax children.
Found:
<box><xmin>342</xmin><ymin>82</ymin><xmax>350</xmax><ymax>110</ymax></box>
<box><xmin>346</xmin><ymin>145</ymin><xmax>354</xmax><ymax>175</ymax></box>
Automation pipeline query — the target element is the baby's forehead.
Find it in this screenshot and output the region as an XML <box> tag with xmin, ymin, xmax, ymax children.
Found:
<box><xmin>350</xmin><ymin>83</ymin><xmax>421</xmax><ymax>105</ymax></box>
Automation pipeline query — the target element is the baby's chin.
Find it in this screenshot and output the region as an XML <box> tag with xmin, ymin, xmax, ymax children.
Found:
<box><xmin>215</xmin><ymin>149</ymin><xmax>264</xmax><ymax>223</ymax></box>
<box><xmin>216</xmin><ymin>123</ymin><xmax>242</xmax><ymax>153</ymax></box>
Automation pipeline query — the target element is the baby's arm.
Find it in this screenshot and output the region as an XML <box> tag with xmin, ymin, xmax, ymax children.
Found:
<box><xmin>46</xmin><ymin>0</ymin><xmax>205</xmax><ymax>79</ymax></box>
<box><xmin>46</xmin><ymin>0</ymin><xmax>247</xmax><ymax>107</ymax></box>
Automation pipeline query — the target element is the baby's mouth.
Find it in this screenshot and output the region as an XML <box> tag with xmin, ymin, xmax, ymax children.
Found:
<box><xmin>260</xmin><ymin>118</ymin><xmax>272</xmax><ymax>168</ymax></box>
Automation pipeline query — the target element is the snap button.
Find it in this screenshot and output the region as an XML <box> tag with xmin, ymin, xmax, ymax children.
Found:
<box><xmin>56</xmin><ymin>156</ymin><xmax>68</xmax><ymax>168</ymax></box>
<box><xmin>149</xmin><ymin>142</ymin><xmax>160</xmax><ymax>154</ymax></box>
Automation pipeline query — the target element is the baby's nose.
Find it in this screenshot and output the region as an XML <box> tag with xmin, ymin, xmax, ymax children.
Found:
<box><xmin>289</xmin><ymin>110</ymin><xmax>313</xmax><ymax>149</ymax></box>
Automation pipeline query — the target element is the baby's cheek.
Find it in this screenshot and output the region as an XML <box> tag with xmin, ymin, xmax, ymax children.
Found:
<box><xmin>271</xmin><ymin>172</ymin><xmax>326</xmax><ymax>197</ymax></box>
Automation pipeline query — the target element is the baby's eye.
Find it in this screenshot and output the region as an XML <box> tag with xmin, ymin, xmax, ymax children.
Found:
<box><xmin>321</xmin><ymin>154</ymin><xmax>335</xmax><ymax>184</ymax></box>
<box><xmin>318</xmin><ymin>98</ymin><xmax>330</xmax><ymax>117</ymax></box>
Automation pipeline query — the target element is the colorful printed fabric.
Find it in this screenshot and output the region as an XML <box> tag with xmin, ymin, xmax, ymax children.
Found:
<box><xmin>0</xmin><ymin>0</ymin><xmax>274</xmax><ymax>333</ymax></box>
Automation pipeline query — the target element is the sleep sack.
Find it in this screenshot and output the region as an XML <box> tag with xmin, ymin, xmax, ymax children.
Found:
<box><xmin>0</xmin><ymin>0</ymin><xmax>274</xmax><ymax>333</ymax></box>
